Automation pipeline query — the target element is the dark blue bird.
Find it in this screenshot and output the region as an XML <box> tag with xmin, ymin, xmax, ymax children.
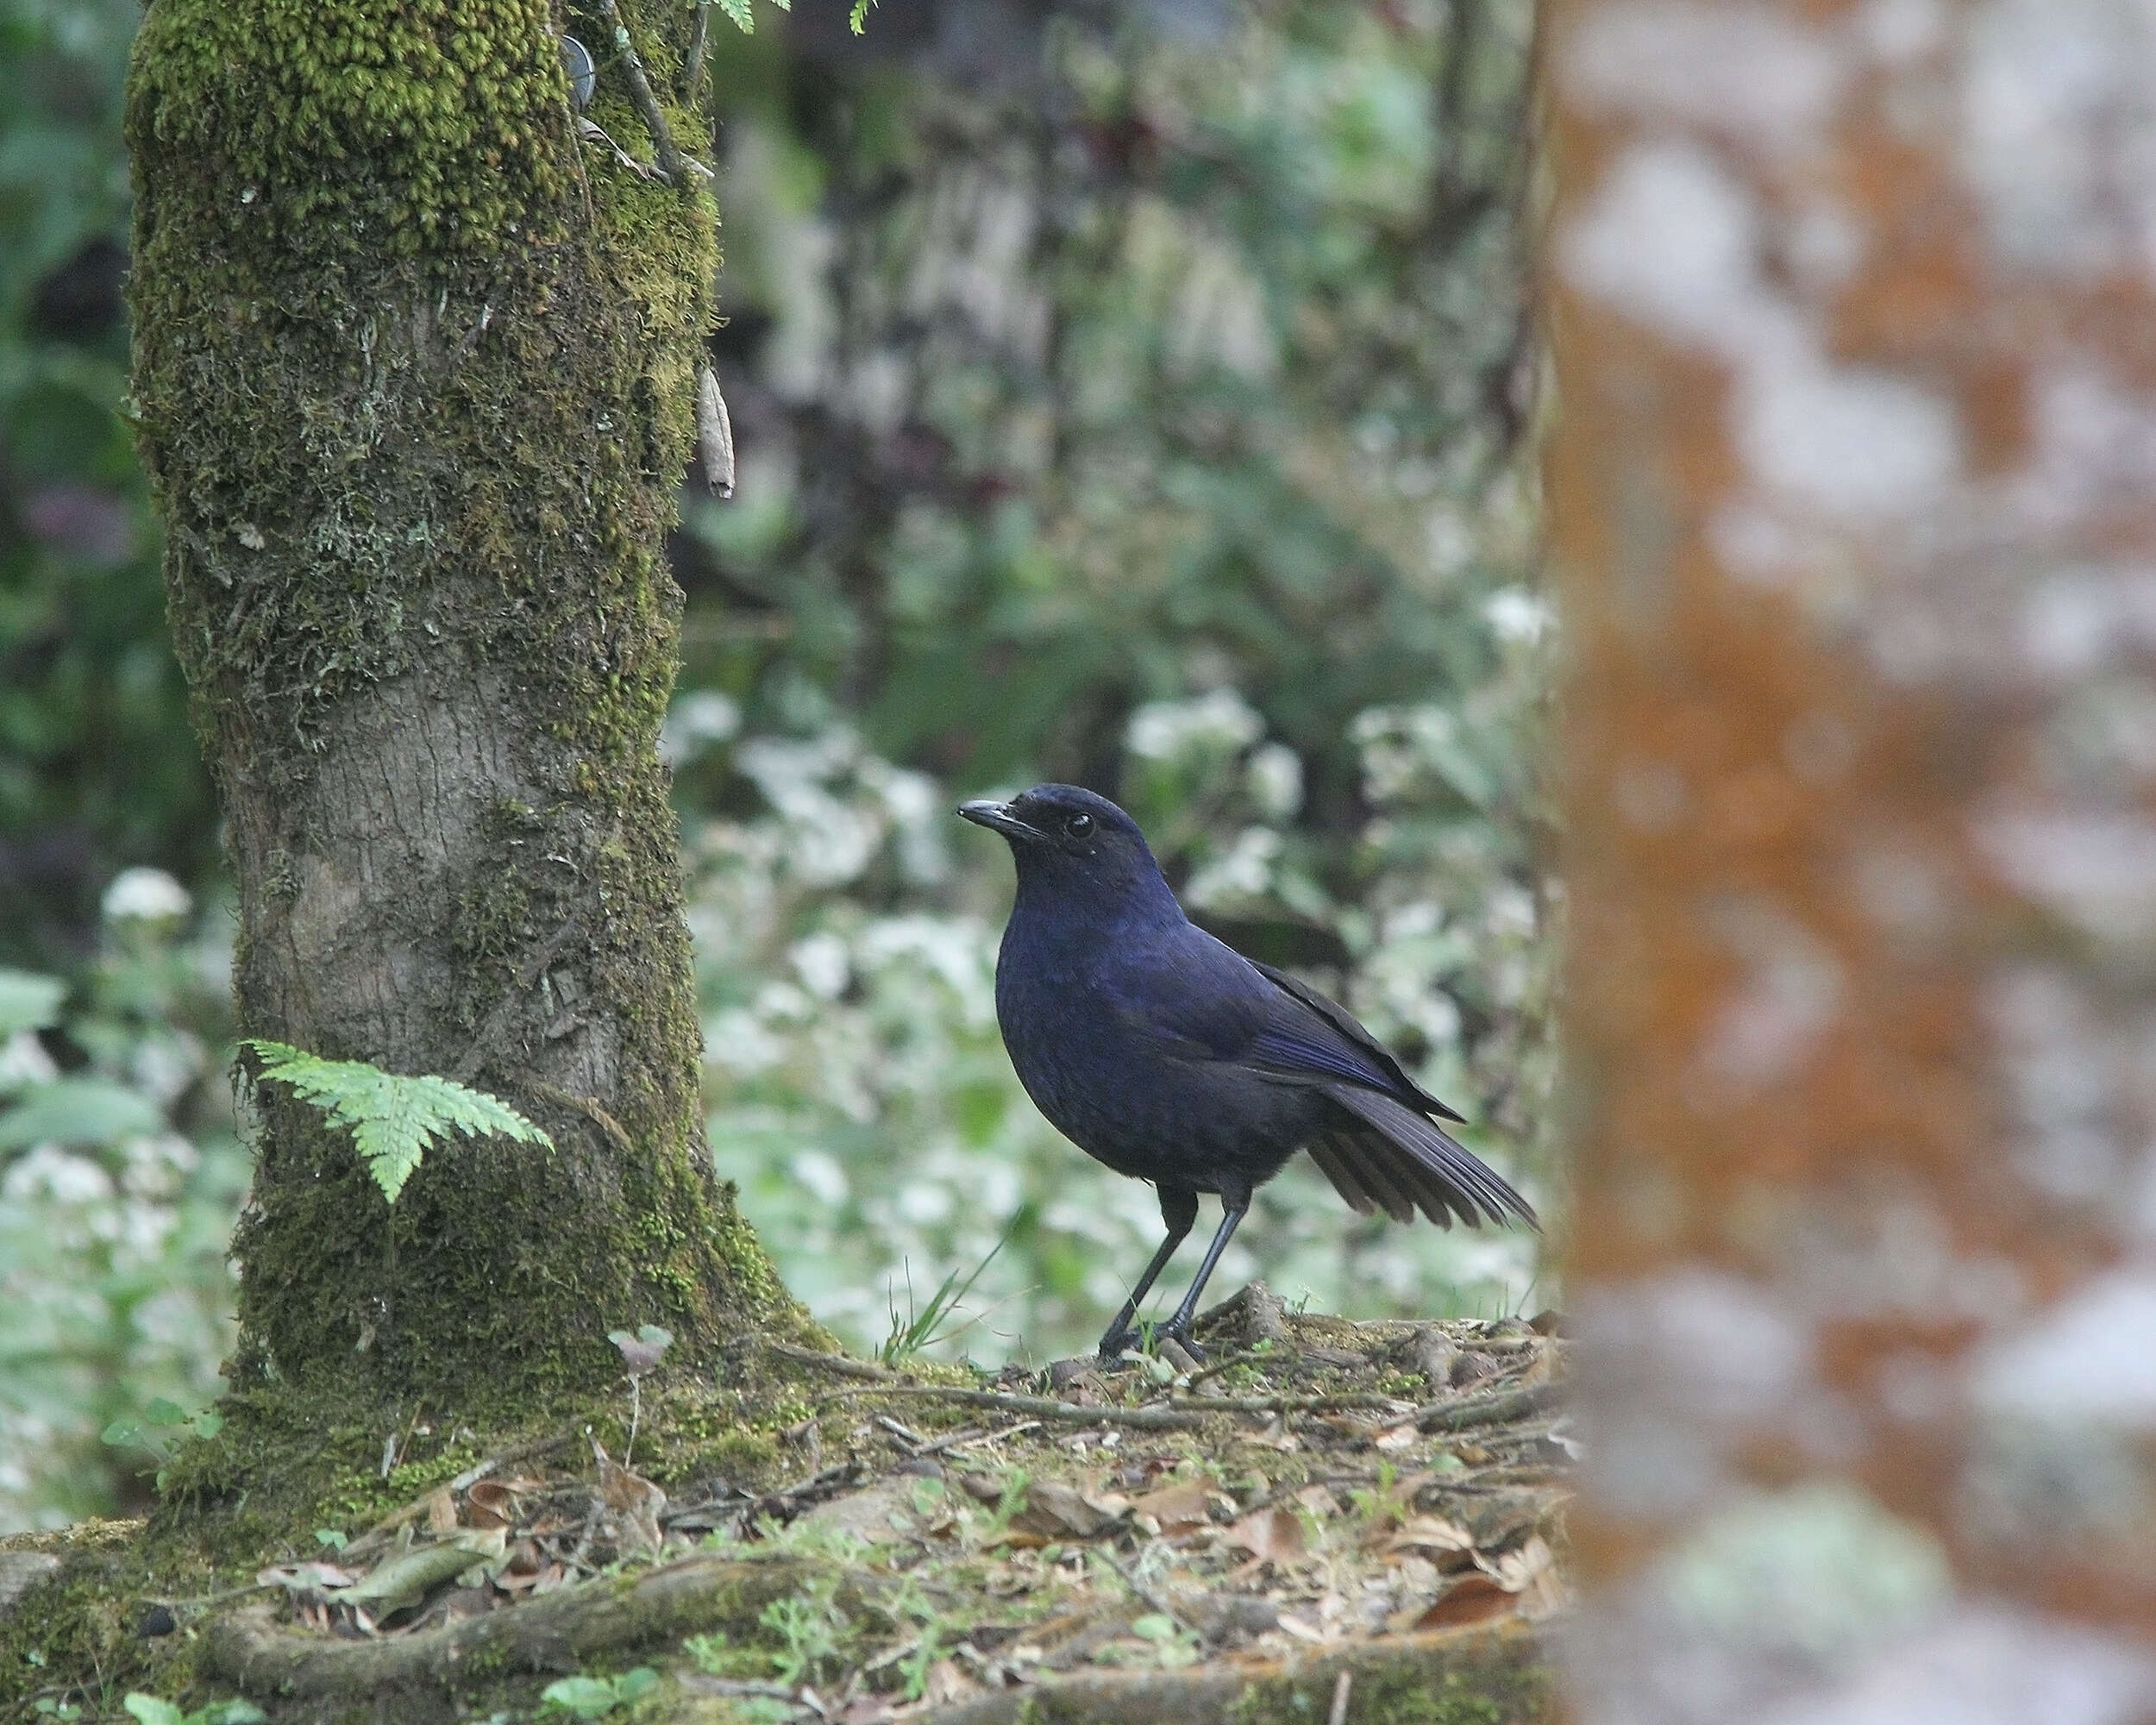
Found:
<box><xmin>959</xmin><ymin>782</ymin><xmax>1537</xmax><ymax>1360</ymax></box>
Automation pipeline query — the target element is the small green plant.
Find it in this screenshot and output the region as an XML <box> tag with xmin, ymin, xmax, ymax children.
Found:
<box><xmin>537</xmin><ymin>1667</ymin><xmax>658</xmax><ymax>1718</ymax></box>
<box><xmin>314</xmin><ymin>1527</ymin><xmax>348</xmax><ymax>1551</ymax></box>
<box><xmin>1128</xmin><ymin>1612</ymin><xmax>1201</xmax><ymax>1669</ymax></box>
<box><xmin>760</xmin><ymin>1575</ymin><xmax>849</xmax><ymax>1685</ymax></box>
<box><xmin>101</xmin><ymin>1397</ymin><xmax>224</xmax><ymax>1491</ymax></box>
<box><xmin>121</xmin><ymin>1697</ymin><xmax>266</xmax><ymax>1725</ymax></box>
<box><xmin>243</xmin><ymin>1041</ymin><xmax>551</xmax><ymax>1206</ymax></box>
<box><xmin>881</xmin><ymin>1218</ymin><xmax>1018</xmax><ymax>1365</ymax></box>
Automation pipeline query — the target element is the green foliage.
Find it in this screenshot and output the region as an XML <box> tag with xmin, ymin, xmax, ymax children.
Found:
<box><xmin>759</xmin><ymin>1575</ymin><xmax>851</xmax><ymax>1685</ymax></box>
<box><xmin>98</xmin><ymin>1394</ymin><xmax>222</xmax><ymax>1491</ymax></box>
<box><xmin>120</xmin><ymin>1694</ymin><xmax>265</xmax><ymax>1725</ymax></box>
<box><xmin>880</xmin><ymin>1214</ymin><xmax>1017</xmax><ymax>1365</ymax></box>
<box><xmin>243</xmin><ymin>1042</ymin><xmax>553</xmax><ymax>1207</ymax></box>
<box><xmin>0</xmin><ymin>0</ymin><xmax>215</xmax><ymax>963</ymax></box>
<box><xmin>0</xmin><ymin>881</ymin><xmax>245</xmax><ymax>1530</ymax></box>
<box><xmin>538</xmin><ymin>1668</ymin><xmax>659</xmax><ymax>1718</ymax></box>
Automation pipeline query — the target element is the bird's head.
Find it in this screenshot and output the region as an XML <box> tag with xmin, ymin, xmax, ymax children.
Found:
<box><xmin>956</xmin><ymin>784</ymin><xmax>1175</xmax><ymax>911</ymax></box>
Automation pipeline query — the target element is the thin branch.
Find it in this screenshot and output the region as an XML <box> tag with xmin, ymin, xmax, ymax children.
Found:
<box><xmin>685</xmin><ymin>1</ymin><xmax>712</xmax><ymax>104</ymax></box>
<box><xmin>593</xmin><ymin>0</ymin><xmax>686</xmax><ymax>183</ymax></box>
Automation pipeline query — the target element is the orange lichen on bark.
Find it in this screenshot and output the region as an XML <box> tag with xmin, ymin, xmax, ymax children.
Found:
<box><xmin>1546</xmin><ymin>0</ymin><xmax>2156</xmax><ymax>1709</ymax></box>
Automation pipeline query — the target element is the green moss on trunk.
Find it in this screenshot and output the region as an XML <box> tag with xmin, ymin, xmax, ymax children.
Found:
<box><xmin>125</xmin><ymin>0</ymin><xmax>811</xmax><ymax>1426</ymax></box>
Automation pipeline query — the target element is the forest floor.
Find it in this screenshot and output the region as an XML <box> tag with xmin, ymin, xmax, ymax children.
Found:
<box><xmin>1</xmin><ymin>1285</ymin><xmax>1570</xmax><ymax>1724</ymax></box>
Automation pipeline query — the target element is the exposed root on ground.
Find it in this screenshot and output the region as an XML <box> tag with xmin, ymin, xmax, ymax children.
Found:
<box><xmin>3</xmin><ymin>1288</ymin><xmax>1570</xmax><ymax>1723</ymax></box>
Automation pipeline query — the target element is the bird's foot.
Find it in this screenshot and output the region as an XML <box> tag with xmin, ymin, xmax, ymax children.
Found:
<box><xmin>1156</xmin><ymin>1320</ymin><xmax>1207</xmax><ymax>1364</ymax></box>
<box><xmin>1095</xmin><ymin>1326</ymin><xmax>1141</xmax><ymax>1364</ymax></box>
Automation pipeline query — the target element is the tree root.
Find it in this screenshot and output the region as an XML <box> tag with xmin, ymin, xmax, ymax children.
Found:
<box><xmin>921</xmin><ymin>1622</ymin><xmax>1554</xmax><ymax>1724</ymax></box>
<box><xmin>200</xmin><ymin>1555</ymin><xmax>1551</xmax><ymax>1725</ymax></box>
<box><xmin>201</xmin><ymin>1552</ymin><xmax>813</xmax><ymax>1706</ymax></box>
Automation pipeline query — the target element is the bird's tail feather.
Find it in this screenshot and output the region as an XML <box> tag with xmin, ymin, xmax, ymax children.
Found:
<box><xmin>1316</xmin><ymin>1085</ymin><xmax>1539</xmax><ymax>1232</ymax></box>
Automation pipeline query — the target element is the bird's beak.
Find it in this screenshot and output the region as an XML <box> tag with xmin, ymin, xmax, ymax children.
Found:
<box><xmin>957</xmin><ymin>799</ymin><xmax>1044</xmax><ymax>843</ymax></box>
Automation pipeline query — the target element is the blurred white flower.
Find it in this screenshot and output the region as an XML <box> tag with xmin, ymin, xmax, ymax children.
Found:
<box><xmin>1483</xmin><ymin>586</ymin><xmax>1553</xmax><ymax>645</ymax></box>
<box><xmin>102</xmin><ymin>867</ymin><xmax>191</xmax><ymax>925</ymax></box>
<box><xmin>1126</xmin><ymin>688</ymin><xmax>1263</xmax><ymax>761</ymax></box>
<box><xmin>791</xmin><ymin>1148</ymin><xmax>849</xmax><ymax>1204</ymax></box>
<box><xmin>0</xmin><ymin>1030</ymin><xmax>60</xmax><ymax>1090</ymax></box>
<box><xmin>791</xmin><ymin>932</ymin><xmax>852</xmax><ymax>1000</ymax></box>
<box><xmin>1247</xmin><ymin>743</ymin><xmax>1304</xmax><ymax>819</ymax></box>
<box><xmin>660</xmin><ymin>691</ymin><xmax>742</xmax><ymax>765</ymax></box>
<box><xmin>3</xmin><ymin>1146</ymin><xmax>114</xmax><ymax>1204</ymax></box>
<box><xmin>1186</xmin><ymin>826</ymin><xmax>1282</xmax><ymax>908</ymax></box>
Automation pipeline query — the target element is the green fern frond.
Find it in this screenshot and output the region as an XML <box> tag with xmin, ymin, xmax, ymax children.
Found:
<box><xmin>244</xmin><ymin>1041</ymin><xmax>553</xmax><ymax>1206</ymax></box>
<box><xmin>716</xmin><ymin>0</ymin><xmax>755</xmax><ymax>34</ymax></box>
<box><xmin>849</xmin><ymin>0</ymin><xmax>876</xmax><ymax>34</ymax></box>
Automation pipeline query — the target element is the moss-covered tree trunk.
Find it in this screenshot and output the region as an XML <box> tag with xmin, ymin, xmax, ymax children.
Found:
<box><xmin>124</xmin><ymin>0</ymin><xmax>799</xmax><ymax>1418</ymax></box>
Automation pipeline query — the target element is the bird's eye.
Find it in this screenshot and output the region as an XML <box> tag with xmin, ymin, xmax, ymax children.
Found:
<box><xmin>1065</xmin><ymin>812</ymin><xmax>1094</xmax><ymax>837</ymax></box>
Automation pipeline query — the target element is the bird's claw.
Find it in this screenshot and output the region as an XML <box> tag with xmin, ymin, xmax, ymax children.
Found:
<box><xmin>1095</xmin><ymin>1327</ymin><xmax>1139</xmax><ymax>1364</ymax></box>
<box><xmin>1157</xmin><ymin>1323</ymin><xmax>1207</xmax><ymax>1364</ymax></box>
<box><xmin>1094</xmin><ymin>1323</ymin><xmax>1209</xmax><ymax>1366</ymax></box>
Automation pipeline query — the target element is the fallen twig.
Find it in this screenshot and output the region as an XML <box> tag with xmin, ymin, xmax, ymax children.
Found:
<box><xmin>768</xmin><ymin>1341</ymin><xmax>900</xmax><ymax>1383</ymax></box>
<box><xmin>1413</xmin><ymin>1381</ymin><xmax>1562</xmax><ymax>1433</ymax></box>
<box><xmin>818</xmin><ymin>1383</ymin><xmax>1410</xmax><ymax>1429</ymax></box>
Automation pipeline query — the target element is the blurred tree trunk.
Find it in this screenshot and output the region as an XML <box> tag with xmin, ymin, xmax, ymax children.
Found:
<box><xmin>1548</xmin><ymin>0</ymin><xmax>2156</xmax><ymax>1713</ymax></box>
<box><xmin>125</xmin><ymin>0</ymin><xmax>802</xmax><ymax>1418</ymax></box>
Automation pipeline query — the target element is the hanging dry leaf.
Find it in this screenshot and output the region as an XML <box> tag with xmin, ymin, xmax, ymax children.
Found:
<box><xmin>1225</xmin><ymin>1505</ymin><xmax>1306</xmax><ymax>1564</ymax></box>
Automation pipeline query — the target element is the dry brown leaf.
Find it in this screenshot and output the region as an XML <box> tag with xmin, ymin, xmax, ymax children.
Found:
<box><xmin>1275</xmin><ymin>1609</ymin><xmax>1327</xmax><ymax>1644</ymax></box>
<box><xmin>594</xmin><ymin>1451</ymin><xmax>666</xmax><ymax>1558</ymax></box>
<box><xmin>1021</xmin><ymin>1480</ymin><xmax>1129</xmax><ymax>1539</ymax></box>
<box><xmin>1413</xmin><ymin>1572</ymin><xmax>1515</xmax><ymax>1630</ymax></box>
<box><xmin>425</xmin><ymin>1487</ymin><xmax>457</xmax><ymax>1534</ymax></box>
<box><xmin>920</xmin><ymin>1657</ymin><xmax>972</xmax><ymax>1705</ymax></box>
<box><xmin>1292</xmin><ymin>1484</ymin><xmax>1338</xmax><ymax>1521</ymax></box>
<box><xmin>1129</xmin><ymin>1480</ymin><xmax>1212</xmax><ymax>1535</ymax></box>
<box><xmin>1225</xmin><ymin>1505</ymin><xmax>1306</xmax><ymax>1565</ymax></box>
<box><xmin>1373</xmin><ymin>1423</ymin><xmax>1420</xmax><ymax>1453</ymax></box>
<box><xmin>1385</xmin><ymin>1515</ymin><xmax>1476</xmax><ymax>1562</ymax></box>
<box><xmin>1480</xmin><ymin>1534</ymin><xmax>1564</xmax><ymax>1616</ymax></box>
<box><xmin>466</xmin><ymin>1480</ymin><xmax>519</xmax><ymax>1528</ymax></box>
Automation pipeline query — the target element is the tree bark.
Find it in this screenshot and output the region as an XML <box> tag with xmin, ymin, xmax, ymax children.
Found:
<box><xmin>1547</xmin><ymin>0</ymin><xmax>2156</xmax><ymax>1715</ymax></box>
<box><xmin>125</xmin><ymin>0</ymin><xmax>802</xmax><ymax>1415</ymax></box>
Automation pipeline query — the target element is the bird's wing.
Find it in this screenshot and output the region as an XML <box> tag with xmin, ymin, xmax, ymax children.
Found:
<box><xmin>1245</xmin><ymin>958</ymin><xmax>1468</xmax><ymax>1124</ymax></box>
<box><xmin>1106</xmin><ymin>938</ymin><xmax>1468</xmax><ymax>1124</ymax></box>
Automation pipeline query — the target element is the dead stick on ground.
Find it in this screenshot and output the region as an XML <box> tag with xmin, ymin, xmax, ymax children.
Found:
<box><xmin>817</xmin><ymin>1383</ymin><xmax>1409</xmax><ymax>1428</ymax></box>
<box><xmin>768</xmin><ymin>1341</ymin><xmax>900</xmax><ymax>1383</ymax></box>
<box><xmin>1413</xmin><ymin>1381</ymin><xmax>1562</xmax><ymax>1433</ymax></box>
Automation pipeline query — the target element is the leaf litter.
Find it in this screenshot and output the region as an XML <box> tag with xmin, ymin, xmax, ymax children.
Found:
<box><xmin>242</xmin><ymin>1290</ymin><xmax>1569</xmax><ymax>1715</ymax></box>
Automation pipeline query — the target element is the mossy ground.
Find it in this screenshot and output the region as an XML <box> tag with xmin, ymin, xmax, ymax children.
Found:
<box><xmin>3</xmin><ymin>1306</ymin><xmax>1564</xmax><ymax>1723</ymax></box>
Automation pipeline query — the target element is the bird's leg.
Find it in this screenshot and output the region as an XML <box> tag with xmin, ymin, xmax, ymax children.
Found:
<box><xmin>1157</xmin><ymin>1191</ymin><xmax>1251</xmax><ymax>1358</ymax></box>
<box><xmin>1097</xmin><ymin>1185</ymin><xmax>1199</xmax><ymax>1359</ymax></box>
